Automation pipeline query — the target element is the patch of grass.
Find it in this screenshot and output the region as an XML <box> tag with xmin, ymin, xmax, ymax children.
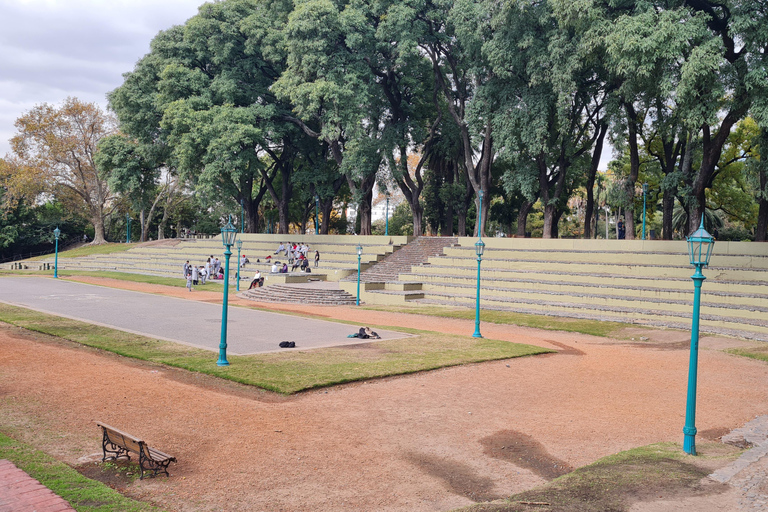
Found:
<box><xmin>0</xmin><ymin>303</ymin><xmax>551</xmax><ymax>395</ymax></box>
<box><xmin>26</xmin><ymin>242</ymin><xmax>136</xmax><ymax>261</ymax></box>
<box><xmin>0</xmin><ymin>270</ymin><xmax>232</xmax><ymax>291</ymax></box>
<box><xmin>0</xmin><ymin>432</ymin><xmax>163</xmax><ymax>511</ymax></box>
<box><xmin>726</xmin><ymin>346</ymin><xmax>768</xmax><ymax>363</ymax></box>
<box><xmin>457</xmin><ymin>442</ymin><xmax>738</xmax><ymax>512</ymax></box>
<box><xmin>364</xmin><ymin>305</ymin><xmax>628</xmax><ymax>338</ymax></box>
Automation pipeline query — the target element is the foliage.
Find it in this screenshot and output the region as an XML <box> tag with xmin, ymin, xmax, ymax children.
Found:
<box><xmin>5</xmin><ymin>98</ymin><xmax>117</xmax><ymax>243</ymax></box>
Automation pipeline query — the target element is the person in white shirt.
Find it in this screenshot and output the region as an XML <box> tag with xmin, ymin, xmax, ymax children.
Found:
<box><xmin>275</xmin><ymin>243</ymin><xmax>284</xmax><ymax>254</ymax></box>
<box><xmin>249</xmin><ymin>269</ymin><xmax>262</xmax><ymax>289</ymax></box>
<box><xmin>191</xmin><ymin>265</ymin><xmax>200</xmax><ymax>285</ymax></box>
<box><xmin>271</xmin><ymin>262</ymin><xmax>279</xmax><ymax>273</ymax></box>
<box><xmin>199</xmin><ymin>265</ymin><xmax>208</xmax><ymax>284</ymax></box>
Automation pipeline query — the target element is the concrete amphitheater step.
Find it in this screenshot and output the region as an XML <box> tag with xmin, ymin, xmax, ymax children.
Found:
<box><xmin>240</xmin><ymin>284</ymin><xmax>358</xmax><ymax>305</ymax></box>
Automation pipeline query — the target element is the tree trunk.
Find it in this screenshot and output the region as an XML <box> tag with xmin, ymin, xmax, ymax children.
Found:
<box><xmin>624</xmin><ymin>102</ymin><xmax>640</xmax><ymax>240</ymax></box>
<box><xmin>584</xmin><ymin>122</ymin><xmax>607</xmax><ymax>239</ymax></box>
<box><xmin>517</xmin><ymin>200</ymin><xmax>534</xmax><ymax>237</ymax></box>
<box><xmin>756</xmin><ymin>168</ymin><xmax>768</xmax><ymax>242</ymax></box>
<box><xmin>662</xmin><ymin>189</ymin><xmax>675</xmax><ymax>240</ymax></box>
<box><xmin>140</xmin><ymin>210</ymin><xmax>147</xmax><ymax>242</ymax></box>
<box><xmin>91</xmin><ymin>211</ymin><xmax>106</xmax><ymax>244</ymax></box>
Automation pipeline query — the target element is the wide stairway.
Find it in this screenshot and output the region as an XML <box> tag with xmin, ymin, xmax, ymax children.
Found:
<box><xmin>241</xmin><ymin>283</ymin><xmax>358</xmax><ymax>305</ymax></box>
<box><xmin>343</xmin><ymin>236</ymin><xmax>458</xmax><ymax>283</ymax></box>
<box><xmin>347</xmin><ymin>237</ymin><xmax>768</xmax><ymax>342</ymax></box>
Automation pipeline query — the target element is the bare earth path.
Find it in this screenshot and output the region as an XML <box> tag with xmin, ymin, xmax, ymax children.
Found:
<box><xmin>0</xmin><ymin>276</ymin><xmax>767</xmax><ymax>511</ymax></box>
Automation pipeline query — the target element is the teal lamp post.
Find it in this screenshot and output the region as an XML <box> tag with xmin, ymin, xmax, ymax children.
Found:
<box><xmin>642</xmin><ymin>183</ymin><xmax>648</xmax><ymax>240</ymax></box>
<box><xmin>240</xmin><ymin>199</ymin><xmax>245</xmax><ymax>233</ymax></box>
<box><xmin>218</xmin><ymin>216</ymin><xmax>237</xmax><ymax>366</ymax></box>
<box><xmin>356</xmin><ymin>244</ymin><xmax>363</xmax><ymax>306</ymax></box>
<box><xmin>126</xmin><ymin>214</ymin><xmax>132</xmax><ymax>243</ymax></box>
<box><xmin>314</xmin><ymin>194</ymin><xmax>320</xmax><ymax>235</ymax></box>
<box><xmin>682</xmin><ymin>217</ymin><xmax>715</xmax><ymax>455</ymax></box>
<box><xmin>53</xmin><ymin>226</ymin><xmax>61</xmax><ymax>278</ymax></box>
<box><xmin>473</xmin><ymin>190</ymin><xmax>485</xmax><ymax>338</ymax></box>
<box><xmin>236</xmin><ymin>238</ymin><xmax>243</xmax><ymax>292</ymax></box>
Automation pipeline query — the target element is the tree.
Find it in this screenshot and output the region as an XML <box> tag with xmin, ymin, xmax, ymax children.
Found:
<box><xmin>5</xmin><ymin>98</ymin><xmax>116</xmax><ymax>243</ymax></box>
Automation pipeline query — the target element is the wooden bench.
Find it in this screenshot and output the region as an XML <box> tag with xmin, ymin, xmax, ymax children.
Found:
<box><xmin>97</xmin><ymin>422</ymin><xmax>176</xmax><ymax>479</ymax></box>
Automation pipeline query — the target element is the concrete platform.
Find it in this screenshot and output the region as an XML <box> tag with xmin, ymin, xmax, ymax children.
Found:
<box><xmin>0</xmin><ymin>277</ymin><xmax>410</xmax><ymax>355</ymax></box>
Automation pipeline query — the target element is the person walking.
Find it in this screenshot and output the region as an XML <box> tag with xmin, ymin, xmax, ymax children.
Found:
<box><xmin>186</xmin><ymin>271</ymin><xmax>193</xmax><ymax>291</ymax></box>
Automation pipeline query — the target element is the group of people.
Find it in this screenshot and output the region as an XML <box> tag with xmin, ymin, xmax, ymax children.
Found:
<box><xmin>182</xmin><ymin>256</ymin><xmax>226</xmax><ymax>291</ymax></box>
<box><xmin>274</xmin><ymin>242</ymin><xmax>320</xmax><ymax>269</ymax></box>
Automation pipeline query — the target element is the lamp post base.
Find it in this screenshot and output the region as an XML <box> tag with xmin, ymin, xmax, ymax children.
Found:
<box><xmin>683</xmin><ymin>426</ymin><xmax>697</xmax><ymax>455</ymax></box>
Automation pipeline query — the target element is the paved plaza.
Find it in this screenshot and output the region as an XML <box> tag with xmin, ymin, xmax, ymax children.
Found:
<box><xmin>0</xmin><ymin>277</ymin><xmax>408</xmax><ymax>355</ymax></box>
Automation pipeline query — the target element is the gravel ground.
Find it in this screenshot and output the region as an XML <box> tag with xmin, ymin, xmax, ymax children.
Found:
<box><xmin>0</xmin><ymin>275</ymin><xmax>767</xmax><ymax>512</ymax></box>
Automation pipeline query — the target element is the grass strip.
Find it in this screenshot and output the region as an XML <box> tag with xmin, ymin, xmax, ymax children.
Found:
<box><xmin>363</xmin><ymin>305</ymin><xmax>628</xmax><ymax>338</ymax></box>
<box><xmin>458</xmin><ymin>442</ymin><xmax>738</xmax><ymax>512</ymax></box>
<box><xmin>0</xmin><ymin>270</ymin><xmax>232</xmax><ymax>291</ymax></box>
<box><xmin>25</xmin><ymin>242</ymin><xmax>137</xmax><ymax>260</ymax></box>
<box><xmin>0</xmin><ymin>303</ymin><xmax>551</xmax><ymax>395</ymax></box>
<box><xmin>0</xmin><ymin>432</ymin><xmax>163</xmax><ymax>512</ymax></box>
<box><xmin>726</xmin><ymin>346</ymin><xmax>768</xmax><ymax>363</ymax></box>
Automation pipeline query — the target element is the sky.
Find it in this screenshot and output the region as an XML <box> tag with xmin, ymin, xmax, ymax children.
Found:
<box><xmin>0</xmin><ymin>0</ymin><xmax>205</xmax><ymax>156</ymax></box>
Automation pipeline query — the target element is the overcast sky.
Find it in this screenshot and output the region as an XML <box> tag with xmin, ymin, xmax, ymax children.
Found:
<box><xmin>0</xmin><ymin>0</ymin><xmax>205</xmax><ymax>155</ymax></box>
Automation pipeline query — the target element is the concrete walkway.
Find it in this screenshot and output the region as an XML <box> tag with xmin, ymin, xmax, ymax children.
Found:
<box><xmin>0</xmin><ymin>460</ymin><xmax>74</xmax><ymax>512</ymax></box>
<box><xmin>0</xmin><ymin>277</ymin><xmax>408</xmax><ymax>355</ymax></box>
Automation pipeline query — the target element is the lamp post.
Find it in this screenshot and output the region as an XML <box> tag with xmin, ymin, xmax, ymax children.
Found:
<box><xmin>356</xmin><ymin>244</ymin><xmax>363</xmax><ymax>306</ymax></box>
<box><xmin>315</xmin><ymin>194</ymin><xmax>320</xmax><ymax>235</ymax></box>
<box><xmin>642</xmin><ymin>183</ymin><xmax>648</xmax><ymax>240</ymax></box>
<box><xmin>218</xmin><ymin>216</ymin><xmax>237</xmax><ymax>367</ymax></box>
<box><xmin>682</xmin><ymin>217</ymin><xmax>715</xmax><ymax>455</ymax></box>
<box><xmin>385</xmin><ymin>192</ymin><xmax>390</xmax><ymax>236</ymax></box>
<box><xmin>604</xmin><ymin>206</ymin><xmax>610</xmax><ymax>239</ymax></box>
<box><xmin>236</xmin><ymin>239</ymin><xmax>243</xmax><ymax>292</ymax></box>
<box><xmin>126</xmin><ymin>214</ymin><xmax>132</xmax><ymax>243</ymax></box>
<box><xmin>53</xmin><ymin>226</ymin><xmax>60</xmax><ymax>279</ymax></box>
<box><xmin>473</xmin><ymin>190</ymin><xmax>485</xmax><ymax>338</ymax></box>
<box><xmin>240</xmin><ymin>199</ymin><xmax>245</xmax><ymax>233</ymax></box>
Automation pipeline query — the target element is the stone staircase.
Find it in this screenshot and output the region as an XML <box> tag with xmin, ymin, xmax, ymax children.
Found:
<box><xmin>343</xmin><ymin>236</ymin><xmax>458</xmax><ymax>283</ymax></box>
<box><xmin>240</xmin><ymin>284</ymin><xmax>358</xmax><ymax>305</ymax></box>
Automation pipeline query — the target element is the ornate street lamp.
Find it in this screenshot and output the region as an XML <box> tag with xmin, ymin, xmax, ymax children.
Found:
<box><xmin>126</xmin><ymin>213</ymin><xmax>132</xmax><ymax>243</ymax></box>
<box><xmin>53</xmin><ymin>226</ymin><xmax>61</xmax><ymax>279</ymax></box>
<box><xmin>385</xmin><ymin>192</ymin><xmax>390</xmax><ymax>236</ymax></box>
<box><xmin>683</xmin><ymin>217</ymin><xmax>715</xmax><ymax>455</ymax></box>
<box><xmin>473</xmin><ymin>191</ymin><xmax>485</xmax><ymax>338</ymax></box>
<box><xmin>315</xmin><ymin>194</ymin><xmax>320</xmax><ymax>235</ymax></box>
<box><xmin>356</xmin><ymin>244</ymin><xmax>363</xmax><ymax>306</ymax></box>
<box><xmin>240</xmin><ymin>199</ymin><xmax>245</xmax><ymax>233</ymax></box>
<box><xmin>642</xmin><ymin>183</ymin><xmax>649</xmax><ymax>240</ymax></box>
<box><xmin>218</xmin><ymin>216</ymin><xmax>237</xmax><ymax>367</ymax></box>
<box><xmin>236</xmin><ymin>238</ymin><xmax>243</xmax><ymax>292</ymax></box>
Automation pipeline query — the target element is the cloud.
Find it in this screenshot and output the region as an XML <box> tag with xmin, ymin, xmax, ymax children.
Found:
<box><xmin>0</xmin><ymin>0</ymin><xmax>204</xmax><ymax>154</ymax></box>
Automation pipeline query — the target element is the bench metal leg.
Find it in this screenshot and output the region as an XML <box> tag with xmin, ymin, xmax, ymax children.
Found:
<box><xmin>101</xmin><ymin>430</ymin><xmax>131</xmax><ymax>462</ymax></box>
<box><xmin>138</xmin><ymin>452</ymin><xmax>172</xmax><ymax>479</ymax></box>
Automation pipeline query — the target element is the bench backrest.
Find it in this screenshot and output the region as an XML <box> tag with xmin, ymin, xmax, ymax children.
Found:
<box><xmin>98</xmin><ymin>422</ymin><xmax>146</xmax><ymax>455</ymax></box>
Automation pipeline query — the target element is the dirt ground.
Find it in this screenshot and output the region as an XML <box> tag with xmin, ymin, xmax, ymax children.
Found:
<box><xmin>1</xmin><ymin>275</ymin><xmax>767</xmax><ymax>512</ymax></box>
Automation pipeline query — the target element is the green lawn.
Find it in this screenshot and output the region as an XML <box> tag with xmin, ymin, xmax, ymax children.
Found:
<box><xmin>727</xmin><ymin>345</ymin><xmax>768</xmax><ymax>363</ymax></box>
<box><xmin>26</xmin><ymin>242</ymin><xmax>137</xmax><ymax>260</ymax></box>
<box><xmin>0</xmin><ymin>303</ymin><xmax>551</xmax><ymax>394</ymax></box>
<box><xmin>0</xmin><ymin>270</ymin><xmax>234</xmax><ymax>292</ymax></box>
<box><xmin>364</xmin><ymin>305</ymin><xmax>629</xmax><ymax>338</ymax></box>
<box><xmin>0</xmin><ymin>432</ymin><xmax>163</xmax><ymax>512</ymax></box>
<box><xmin>458</xmin><ymin>442</ymin><xmax>740</xmax><ymax>511</ymax></box>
